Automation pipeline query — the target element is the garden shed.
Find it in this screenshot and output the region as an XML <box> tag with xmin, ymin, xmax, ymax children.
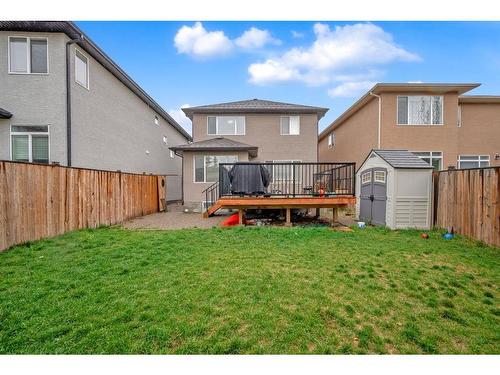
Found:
<box><xmin>356</xmin><ymin>150</ymin><xmax>434</xmax><ymax>229</ymax></box>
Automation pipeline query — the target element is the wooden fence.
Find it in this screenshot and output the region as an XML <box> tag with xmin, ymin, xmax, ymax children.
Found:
<box><xmin>434</xmin><ymin>167</ymin><xmax>500</xmax><ymax>247</ymax></box>
<box><xmin>0</xmin><ymin>161</ymin><xmax>166</xmax><ymax>251</ymax></box>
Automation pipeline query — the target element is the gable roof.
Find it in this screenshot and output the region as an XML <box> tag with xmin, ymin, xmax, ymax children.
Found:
<box><xmin>0</xmin><ymin>21</ymin><xmax>191</xmax><ymax>141</ymax></box>
<box><xmin>0</xmin><ymin>108</ymin><xmax>13</xmax><ymax>119</ymax></box>
<box><xmin>169</xmin><ymin>137</ymin><xmax>258</xmax><ymax>157</ymax></box>
<box><xmin>182</xmin><ymin>99</ymin><xmax>328</xmax><ymax>120</ymax></box>
<box><xmin>318</xmin><ymin>82</ymin><xmax>481</xmax><ymax>141</ymax></box>
<box><xmin>362</xmin><ymin>149</ymin><xmax>434</xmax><ymax>170</ymax></box>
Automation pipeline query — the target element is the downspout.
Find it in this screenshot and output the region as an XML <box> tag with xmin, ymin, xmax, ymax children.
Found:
<box><xmin>66</xmin><ymin>35</ymin><xmax>84</xmax><ymax>166</ymax></box>
<box><xmin>369</xmin><ymin>92</ymin><xmax>381</xmax><ymax>149</ymax></box>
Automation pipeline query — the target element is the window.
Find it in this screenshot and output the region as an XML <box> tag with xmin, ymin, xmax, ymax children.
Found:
<box><xmin>8</xmin><ymin>36</ymin><xmax>48</xmax><ymax>74</ymax></box>
<box><xmin>328</xmin><ymin>132</ymin><xmax>335</xmax><ymax>149</ymax></box>
<box><xmin>397</xmin><ymin>96</ymin><xmax>443</xmax><ymax>125</ymax></box>
<box><xmin>413</xmin><ymin>151</ymin><xmax>443</xmax><ymax>170</ymax></box>
<box><xmin>194</xmin><ymin>155</ymin><xmax>238</xmax><ymax>183</ymax></box>
<box><xmin>162</xmin><ymin>136</ymin><xmax>168</xmax><ymax>145</ymax></box>
<box><xmin>154</xmin><ymin>116</ymin><xmax>159</xmax><ymax>126</ymax></box>
<box><xmin>75</xmin><ymin>50</ymin><xmax>89</xmax><ymax>89</ymax></box>
<box><xmin>10</xmin><ymin>125</ymin><xmax>49</xmax><ymax>164</ymax></box>
<box><xmin>458</xmin><ymin>155</ymin><xmax>490</xmax><ymax>169</ymax></box>
<box><xmin>361</xmin><ymin>171</ymin><xmax>371</xmax><ymax>184</ymax></box>
<box><xmin>374</xmin><ymin>170</ymin><xmax>386</xmax><ymax>183</ymax></box>
<box><xmin>207</xmin><ymin>116</ymin><xmax>245</xmax><ymax>135</ymax></box>
<box><xmin>170</xmin><ymin>150</ymin><xmax>175</xmax><ymax>158</ymax></box>
<box><xmin>266</xmin><ymin>160</ymin><xmax>301</xmax><ymax>182</ymax></box>
<box><xmin>280</xmin><ymin>116</ymin><xmax>300</xmax><ymax>135</ymax></box>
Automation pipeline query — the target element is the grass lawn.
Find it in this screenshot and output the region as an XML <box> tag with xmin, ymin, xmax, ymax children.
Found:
<box><xmin>0</xmin><ymin>226</ymin><xmax>498</xmax><ymax>354</ymax></box>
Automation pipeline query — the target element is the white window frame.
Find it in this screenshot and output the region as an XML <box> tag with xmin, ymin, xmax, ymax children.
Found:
<box><xmin>75</xmin><ymin>49</ymin><xmax>90</xmax><ymax>90</ymax></box>
<box><xmin>169</xmin><ymin>150</ymin><xmax>175</xmax><ymax>159</ymax></box>
<box><xmin>207</xmin><ymin>116</ymin><xmax>245</xmax><ymax>136</ymax></box>
<box><xmin>328</xmin><ymin>132</ymin><xmax>335</xmax><ymax>149</ymax></box>
<box><xmin>10</xmin><ymin>125</ymin><xmax>50</xmax><ymax>163</ymax></box>
<box><xmin>374</xmin><ymin>170</ymin><xmax>386</xmax><ymax>183</ymax></box>
<box><xmin>413</xmin><ymin>151</ymin><xmax>443</xmax><ymax>170</ymax></box>
<box><xmin>154</xmin><ymin>116</ymin><xmax>160</xmax><ymax>126</ymax></box>
<box><xmin>162</xmin><ymin>136</ymin><xmax>168</xmax><ymax>145</ymax></box>
<box><xmin>280</xmin><ymin>116</ymin><xmax>300</xmax><ymax>135</ymax></box>
<box><xmin>269</xmin><ymin>160</ymin><xmax>302</xmax><ymax>182</ymax></box>
<box><xmin>361</xmin><ymin>171</ymin><xmax>371</xmax><ymax>185</ymax></box>
<box><xmin>8</xmin><ymin>36</ymin><xmax>49</xmax><ymax>75</ymax></box>
<box><xmin>457</xmin><ymin>155</ymin><xmax>490</xmax><ymax>169</ymax></box>
<box><xmin>193</xmin><ymin>155</ymin><xmax>238</xmax><ymax>183</ymax></box>
<box><xmin>397</xmin><ymin>95</ymin><xmax>444</xmax><ymax>126</ymax></box>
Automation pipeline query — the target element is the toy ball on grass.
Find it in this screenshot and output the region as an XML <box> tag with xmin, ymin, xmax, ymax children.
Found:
<box><xmin>443</xmin><ymin>233</ymin><xmax>454</xmax><ymax>240</ymax></box>
<box><xmin>420</xmin><ymin>233</ymin><xmax>429</xmax><ymax>239</ymax></box>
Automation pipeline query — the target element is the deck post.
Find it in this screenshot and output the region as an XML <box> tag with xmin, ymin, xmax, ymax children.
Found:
<box><xmin>332</xmin><ymin>207</ymin><xmax>338</xmax><ymax>226</ymax></box>
<box><xmin>285</xmin><ymin>208</ymin><xmax>292</xmax><ymax>227</ymax></box>
<box><xmin>238</xmin><ymin>209</ymin><xmax>244</xmax><ymax>226</ymax></box>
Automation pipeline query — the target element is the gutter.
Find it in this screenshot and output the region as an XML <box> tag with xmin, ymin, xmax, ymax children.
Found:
<box><xmin>369</xmin><ymin>92</ymin><xmax>381</xmax><ymax>149</ymax></box>
<box><xmin>66</xmin><ymin>35</ymin><xmax>84</xmax><ymax>166</ymax></box>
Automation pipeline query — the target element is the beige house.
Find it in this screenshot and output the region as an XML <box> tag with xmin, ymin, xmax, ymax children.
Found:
<box><xmin>318</xmin><ymin>83</ymin><xmax>500</xmax><ymax>170</ymax></box>
<box><xmin>171</xmin><ymin>99</ymin><xmax>328</xmax><ymax>210</ymax></box>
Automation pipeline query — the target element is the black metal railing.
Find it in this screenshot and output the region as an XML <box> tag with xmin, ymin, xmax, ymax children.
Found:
<box><xmin>202</xmin><ymin>181</ymin><xmax>220</xmax><ymax>212</ymax></box>
<box><xmin>219</xmin><ymin>162</ymin><xmax>355</xmax><ymax>198</ymax></box>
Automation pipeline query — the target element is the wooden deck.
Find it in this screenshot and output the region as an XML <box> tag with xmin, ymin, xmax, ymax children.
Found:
<box><xmin>204</xmin><ymin>195</ymin><xmax>356</xmax><ymax>225</ymax></box>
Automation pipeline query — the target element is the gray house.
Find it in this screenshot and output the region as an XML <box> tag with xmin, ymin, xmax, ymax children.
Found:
<box><xmin>171</xmin><ymin>99</ymin><xmax>328</xmax><ymax>211</ymax></box>
<box><xmin>0</xmin><ymin>21</ymin><xmax>191</xmax><ymax>201</ymax></box>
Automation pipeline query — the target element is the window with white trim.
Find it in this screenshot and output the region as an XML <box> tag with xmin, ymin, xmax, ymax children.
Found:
<box><xmin>374</xmin><ymin>170</ymin><xmax>386</xmax><ymax>183</ymax></box>
<box><xmin>154</xmin><ymin>116</ymin><xmax>160</xmax><ymax>126</ymax></box>
<box><xmin>328</xmin><ymin>132</ymin><xmax>335</xmax><ymax>149</ymax></box>
<box><xmin>280</xmin><ymin>116</ymin><xmax>300</xmax><ymax>135</ymax></box>
<box><xmin>413</xmin><ymin>151</ymin><xmax>443</xmax><ymax>170</ymax></box>
<box><xmin>8</xmin><ymin>36</ymin><xmax>48</xmax><ymax>74</ymax></box>
<box><xmin>11</xmin><ymin>125</ymin><xmax>49</xmax><ymax>164</ymax></box>
<box><xmin>397</xmin><ymin>96</ymin><xmax>443</xmax><ymax>125</ymax></box>
<box><xmin>361</xmin><ymin>171</ymin><xmax>371</xmax><ymax>184</ymax></box>
<box><xmin>194</xmin><ymin>155</ymin><xmax>238</xmax><ymax>183</ymax></box>
<box><xmin>162</xmin><ymin>136</ymin><xmax>168</xmax><ymax>145</ymax></box>
<box><xmin>75</xmin><ymin>50</ymin><xmax>89</xmax><ymax>89</ymax></box>
<box><xmin>458</xmin><ymin>155</ymin><xmax>490</xmax><ymax>169</ymax></box>
<box><xmin>170</xmin><ymin>150</ymin><xmax>175</xmax><ymax>158</ymax></box>
<box><xmin>207</xmin><ymin>116</ymin><xmax>245</xmax><ymax>135</ymax></box>
<box><xmin>265</xmin><ymin>160</ymin><xmax>302</xmax><ymax>182</ymax></box>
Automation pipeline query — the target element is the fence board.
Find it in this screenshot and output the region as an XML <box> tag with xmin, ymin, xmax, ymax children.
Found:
<box><xmin>434</xmin><ymin>167</ymin><xmax>500</xmax><ymax>247</ymax></box>
<box><xmin>0</xmin><ymin>161</ymin><xmax>166</xmax><ymax>251</ymax></box>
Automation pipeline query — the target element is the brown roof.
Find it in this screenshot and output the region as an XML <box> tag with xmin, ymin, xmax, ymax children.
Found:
<box><xmin>319</xmin><ymin>82</ymin><xmax>481</xmax><ymax>140</ymax></box>
<box><xmin>182</xmin><ymin>99</ymin><xmax>328</xmax><ymax>120</ymax></box>
<box><xmin>169</xmin><ymin>137</ymin><xmax>258</xmax><ymax>157</ymax></box>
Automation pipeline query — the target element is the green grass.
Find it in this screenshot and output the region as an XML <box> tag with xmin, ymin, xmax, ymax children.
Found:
<box><xmin>0</xmin><ymin>226</ymin><xmax>498</xmax><ymax>354</ymax></box>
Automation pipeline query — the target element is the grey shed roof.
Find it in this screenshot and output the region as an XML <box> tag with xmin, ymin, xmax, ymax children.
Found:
<box><xmin>0</xmin><ymin>21</ymin><xmax>191</xmax><ymax>141</ymax></box>
<box><xmin>0</xmin><ymin>108</ymin><xmax>13</xmax><ymax>119</ymax></box>
<box><xmin>182</xmin><ymin>99</ymin><xmax>329</xmax><ymax>120</ymax></box>
<box><xmin>170</xmin><ymin>137</ymin><xmax>258</xmax><ymax>157</ymax></box>
<box><xmin>371</xmin><ymin>150</ymin><xmax>434</xmax><ymax>169</ymax></box>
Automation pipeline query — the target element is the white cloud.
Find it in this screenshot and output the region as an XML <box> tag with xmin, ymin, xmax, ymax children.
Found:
<box><xmin>174</xmin><ymin>22</ymin><xmax>232</xmax><ymax>58</ymax></box>
<box><xmin>248</xmin><ymin>23</ymin><xmax>420</xmax><ymax>86</ymax></box>
<box><xmin>328</xmin><ymin>81</ymin><xmax>377</xmax><ymax>98</ymax></box>
<box><xmin>235</xmin><ymin>27</ymin><xmax>281</xmax><ymax>49</ymax></box>
<box><xmin>291</xmin><ymin>30</ymin><xmax>304</xmax><ymax>39</ymax></box>
<box><xmin>168</xmin><ymin>104</ymin><xmax>192</xmax><ymax>134</ymax></box>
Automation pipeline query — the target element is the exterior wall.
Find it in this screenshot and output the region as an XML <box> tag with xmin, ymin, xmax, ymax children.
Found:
<box><xmin>0</xmin><ymin>31</ymin><xmax>68</xmax><ymax>163</ymax></box>
<box><xmin>318</xmin><ymin>98</ymin><xmax>378</xmax><ymax>168</ymax></box>
<box><xmin>191</xmin><ymin>113</ymin><xmax>318</xmax><ymax>162</ymax></box>
<box><xmin>380</xmin><ymin>92</ymin><xmax>460</xmax><ymax>169</ymax></box>
<box><xmin>458</xmin><ymin>103</ymin><xmax>500</xmax><ymax>167</ymax></box>
<box><xmin>182</xmin><ymin>150</ymin><xmax>249</xmax><ymax>211</ymax></box>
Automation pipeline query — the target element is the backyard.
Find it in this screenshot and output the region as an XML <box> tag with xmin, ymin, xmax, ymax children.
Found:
<box><xmin>0</xmin><ymin>226</ymin><xmax>498</xmax><ymax>354</ymax></box>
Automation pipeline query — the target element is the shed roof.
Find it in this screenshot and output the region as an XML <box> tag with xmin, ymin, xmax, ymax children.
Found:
<box><xmin>169</xmin><ymin>137</ymin><xmax>258</xmax><ymax>157</ymax></box>
<box><xmin>370</xmin><ymin>150</ymin><xmax>434</xmax><ymax>169</ymax></box>
<box><xmin>0</xmin><ymin>108</ymin><xmax>13</xmax><ymax>119</ymax></box>
<box><xmin>182</xmin><ymin>99</ymin><xmax>328</xmax><ymax>120</ymax></box>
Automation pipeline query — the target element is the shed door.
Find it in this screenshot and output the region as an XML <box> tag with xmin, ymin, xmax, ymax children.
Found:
<box><xmin>359</xmin><ymin>168</ymin><xmax>387</xmax><ymax>226</ymax></box>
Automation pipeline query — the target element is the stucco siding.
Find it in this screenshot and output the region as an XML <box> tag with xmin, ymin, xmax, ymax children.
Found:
<box><xmin>318</xmin><ymin>98</ymin><xmax>378</xmax><ymax>168</ymax></box>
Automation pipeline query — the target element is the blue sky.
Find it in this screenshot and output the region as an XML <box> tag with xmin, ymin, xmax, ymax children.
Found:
<box><xmin>76</xmin><ymin>21</ymin><xmax>500</xmax><ymax>134</ymax></box>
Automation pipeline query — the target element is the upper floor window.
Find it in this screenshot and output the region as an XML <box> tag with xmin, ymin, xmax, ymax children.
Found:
<box><xmin>154</xmin><ymin>116</ymin><xmax>160</xmax><ymax>126</ymax></box>
<box><xmin>413</xmin><ymin>151</ymin><xmax>443</xmax><ymax>170</ymax></box>
<box><xmin>397</xmin><ymin>96</ymin><xmax>443</xmax><ymax>125</ymax></box>
<box><xmin>8</xmin><ymin>36</ymin><xmax>48</xmax><ymax>74</ymax></box>
<box><xmin>328</xmin><ymin>132</ymin><xmax>335</xmax><ymax>149</ymax></box>
<box><xmin>11</xmin><ymin>125</ymin><xmax>49</xmax><ymax>164</ymax></box>
<box><xmin>280</xmin><ymin>116</ymin><xmax>300</xmax><ymax>135</ymax></box>
<box><xmin>458</xmin><ymin>155</ymin><xmax>490</xmax><ymax>169</ymax></box>
<box><xmin>207</xmin><ymin>116</ymin><xmax>245</xmax><ymax>135</ymax></box>
<box><xmin>75</xmin><ymin>50</ymin><xmax>89</xmax><ymax>89</ymax></box>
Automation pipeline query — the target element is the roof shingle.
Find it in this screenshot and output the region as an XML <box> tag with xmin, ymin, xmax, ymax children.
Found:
<box><xmin>169</xmin><ymin>137</ymin><xmax>258</xmax><ymax>156</ymax></box>
<box><xmin>372</xmin><ymin>150</ymin><xmax>434</xmax><ymax>169</ymax></box>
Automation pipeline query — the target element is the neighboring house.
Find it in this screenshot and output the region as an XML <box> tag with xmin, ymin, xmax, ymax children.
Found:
<box><xmin>0</xmin><ymin>21</ymin><xmax>191</xmax><ymax>201</ymax></box>
<box><xmin>318</xmin><ymin>83</ymin><xmax>500</xmax><ymax>170</ymax></box>
<box><xmin>171</xmin><ymin>99</ymin><xmax>328</xmax><ymax>210</ymax></box>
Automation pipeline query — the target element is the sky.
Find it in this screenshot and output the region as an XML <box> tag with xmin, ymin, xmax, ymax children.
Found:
<box><xmin>76</xmin><ymin>21</ymin><xmax>500</xmax><ymax>135</ymax></box>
